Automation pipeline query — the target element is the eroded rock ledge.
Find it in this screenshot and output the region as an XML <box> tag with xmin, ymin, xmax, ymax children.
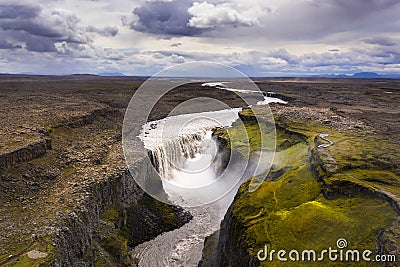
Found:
<box><xmin>0</xmin><ymin>106</ymin><xmax>191</xmax><ymax>267</ymax></box>
<box><xmin>55</xmin><ymin>168</ymin><xmax>191</xmax><ymax>267</ymax></box>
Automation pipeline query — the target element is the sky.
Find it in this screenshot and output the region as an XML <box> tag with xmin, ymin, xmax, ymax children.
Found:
<box><xmin>0</xmin><ymin>0</ymin><xmax>399</xmax><ymax>76</ymax></box>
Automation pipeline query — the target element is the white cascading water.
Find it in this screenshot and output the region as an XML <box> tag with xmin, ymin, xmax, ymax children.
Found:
<box><xmin>134</xmin><ymin>109</ymin><xmax>239</xmax><ymax>267</ymax></box>
<box><xmin>140</xmin><ymin>108</ymin><xmax>241</xmax><ymax>187</ymax></box>
<box><xmin>133</xmin><ymin>86</ymin><xmax>286</xmax><ymax>266</ymax></box>
<box><xmin>150</xmin><ymin>129</ymin><xmax>210</xmax><ymax>180</ymax></box>
<box><xmin>163</xmin><ymin>130</ymin><xmax>221</xmax><ymax>204</ymax></box>
<box><xmin>134</xmin><ymin>132</ymin><xmax>233</xmax><ymax>266</ymax></box>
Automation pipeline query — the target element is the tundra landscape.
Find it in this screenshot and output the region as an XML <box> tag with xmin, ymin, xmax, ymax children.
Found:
<box><xmin>0</xmin><ymin>75</ymin><xmax>399</xmax><ymax>266</ymax></box>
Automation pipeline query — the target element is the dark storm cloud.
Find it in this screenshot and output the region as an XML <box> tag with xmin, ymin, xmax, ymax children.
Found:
<box><xmin>0</xmin><ymin>4</ymin><xmax>40</xmax><ymax>19</ymax></box>
<box><xmin>0</xmin><ymin>3</ymin><xmax>118</xmax><ymax>53</ymax></box>
<box><xmin>364</xmin><ymin>37</ymin><xmax>397</xmax><ymax>46</ymax></box>
<box><xmin>124</xmin><ymin>0</ymin><xmax>400</xmax><ymax>41</ymax></box>
<box><xmin>86</xmin><ymin>25</ymin><xmax>119</xmax><ymax>37</ymax></box>
<box><xmin>1</xmin><ymin>20</ymin><xmax>67</xmax><ymax>39</ymax></box>
<box><xmin>123</xmin><ymin>0</ymin><xmax>204</xmax><ymax>36</ymax></box>
<box><xmin>0</xmin><ymin>40</ymin><xmax>22</xmax><ymax>49</ymax></box>
<box><xmin>124</xmin><ymin>0</ymin><xmax>260</xmax><ymax>36</ymax></box>
<box><xmin>24</xmin><ymin>36</ymin><xmax>57</xmax><ymax>52</ymax></box>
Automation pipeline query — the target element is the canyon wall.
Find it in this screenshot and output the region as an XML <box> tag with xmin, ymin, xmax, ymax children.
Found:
<box><xmin>200</xmin><ymin>107</ymin><xmax>400</xmax><ymax>267</ymax></box>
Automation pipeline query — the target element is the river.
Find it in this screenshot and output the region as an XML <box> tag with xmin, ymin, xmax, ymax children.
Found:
<box><xmin>132</xmin><ymin>85</ymin><xmax>286</xmax><ymax>267</ymax></box>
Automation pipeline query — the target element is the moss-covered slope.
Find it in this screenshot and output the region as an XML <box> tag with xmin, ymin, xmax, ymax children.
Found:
<box><xmin>202</xmin><ymin>106</ymin><xmax>399</xmax><ymax>267</ymax></box>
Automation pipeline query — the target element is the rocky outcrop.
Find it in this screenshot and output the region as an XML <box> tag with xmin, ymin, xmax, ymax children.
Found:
<box><xmin>321</xmin><ymin>179</ymin><xmax>400</xmax><ymax>214</ymax></box>
<box><xmin>0</xmin><ymin>138</ymin><xmax>51</xmax><ymax>171</ymax></box>
<box><xmin>54</xmin><ymin>170</ymin><xmax>133</xmax><ymax>267</ymax></box>
<box><xmin>66</xmin><ymin>108</ymin><xmax>120</xmax><ymax>128</ymax></box>
<box><xmin>54</xmin><ymin>164</ymin><xmax>191</xmax><ymax>266</ymax></box>
<box><xmin>377</xmin><ymin>218</ymin><xmax>400</xmax><ymax>267</ymax></box>
<box><xmin>0</xmin><ymin>108</ymin><xmax>119</xmax><ymax>172</ymax></box>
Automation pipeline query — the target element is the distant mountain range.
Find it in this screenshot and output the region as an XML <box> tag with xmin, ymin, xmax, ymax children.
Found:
<box><xmin>321</xmin><ymin>72</ymin><xmax>400</xmax><ymax>79</ymax></box>
<box><xmin>98</xmin><ymin>72</ymin><xmax>126</xmax><ymax>77</ymax></box>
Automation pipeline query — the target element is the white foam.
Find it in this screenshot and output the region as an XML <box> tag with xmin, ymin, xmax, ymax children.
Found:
<box><xmin>257</xmin><ymin>96</ymin><xmax>288</xmax><ymax>105</ymax></box>
<box><xmin>223</xmin><ymin>87</ymin><xmax>261</xmax><ymax>94</ymax></box>
<box><xmin>140</xmin><ymin>108</ymin><xmax>240</xmax><ymax>151</ymax></box>
<box><xmin>203</xmin><ymin>81</ymin><xmax>287</xmax><ymax>104</ymax></box>
<box><xmin>201</xmin><ymin>82</ymin><xmax>228</xmax><ymax>87</ymax></box>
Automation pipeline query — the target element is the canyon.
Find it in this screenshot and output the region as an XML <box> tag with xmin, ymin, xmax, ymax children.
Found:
<box><xmin>0</xmin><ymin>75</ymin><xmax>399</xmax><ymax>267</ymax></box>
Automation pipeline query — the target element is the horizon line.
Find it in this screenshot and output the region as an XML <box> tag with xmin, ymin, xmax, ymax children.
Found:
<box><xmin>1</xmin><ymin>72</ymin><xmax>400</xmax><ymax>79</ymax></box>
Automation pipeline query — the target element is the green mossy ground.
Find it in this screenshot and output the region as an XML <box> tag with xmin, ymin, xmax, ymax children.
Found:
<box><xmin>215</xmin><ymin>107</ymin><xmax>399</xmax><ymax>266</ymax></box>
<box><xmin>5</xmin><ymin>238</ymin><xmax>56</xmax><ymax>267</ymax></box>
<box><xmin>94</xmin><ymin>205</ymin><xmax>131</xmax><ymax>267</ymax></box>
<box><xmin>93</xmin><ymin>196</ymin><xmax>188</xmax><ymax>266</ymax></box>
<box><xmin>213</xmin><ymin>107</ymin><xmax>276</xmax><ymax>159</ymax></box>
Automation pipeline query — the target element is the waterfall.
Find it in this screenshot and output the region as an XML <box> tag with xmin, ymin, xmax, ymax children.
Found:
<box><xmin>140</xmin><ymin>108</ymin><xmax>241</xmax><ymax>181</ymax></box>
<box><xmin>150</xmin><ymin>129</ymin><xmax>211</xmax><ymax>179</ymax></box>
